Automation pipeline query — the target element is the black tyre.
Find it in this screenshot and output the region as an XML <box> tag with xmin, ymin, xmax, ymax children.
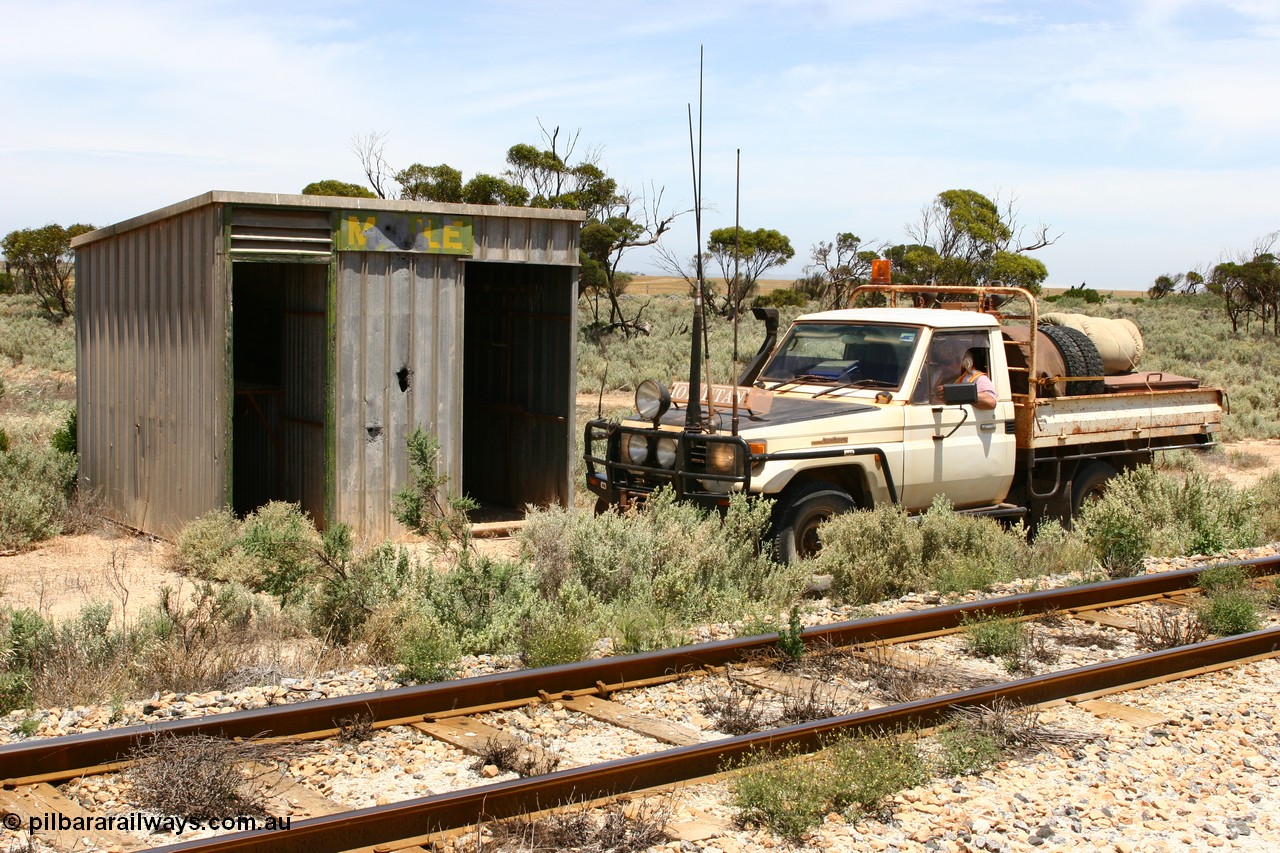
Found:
<box><xmin>1039</xmin><ymin>324</ymin><xmax>1105</xmax><ymax>396</ymax></box>
<box><xmin>1071</xmin><ymin>461</ymin><xmax>1116</xmax><ymax>517</ymax></box>
<box><xmin>773</xmin><ymin>483</ymin><xmax>855</xmax><ymax>563</ymax></box>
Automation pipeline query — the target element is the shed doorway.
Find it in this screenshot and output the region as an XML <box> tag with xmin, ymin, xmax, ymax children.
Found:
<box><xmin>462</xmin><ymin>262</ymin><xmax>573</xmax><ymax>511</ymax></box>
<box><xmin>231</xmin><ymin>262</ymin><xmax>328</xmax><ymax>526</ymax></box>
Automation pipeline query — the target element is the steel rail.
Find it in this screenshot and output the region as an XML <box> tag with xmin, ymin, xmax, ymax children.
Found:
<box><xmin>3</xmin><ymin>556</ymin><xmax>1275</xmax><ymax>781</ymax></box>
<box><xmin>148</xmin><ymin>627</ymin><xmax>1280</xmax><ymax>853</ymax></box>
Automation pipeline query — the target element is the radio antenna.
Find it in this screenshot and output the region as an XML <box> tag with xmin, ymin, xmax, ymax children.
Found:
<box><xmin>731</xmin><ymin>148</ymin><xmax>741</xmax><ymax>436</ymax></box>
<box><xmin>684</xmin><ymin>48</ymin><xmax>707</xmax><ymax>432</ymax></box>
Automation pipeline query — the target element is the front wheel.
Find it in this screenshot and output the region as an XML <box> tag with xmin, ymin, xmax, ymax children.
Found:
<box><xmin>773</xmin><ymin>484</ymin><xmax>855</xmax><ymax>563</ymax></box>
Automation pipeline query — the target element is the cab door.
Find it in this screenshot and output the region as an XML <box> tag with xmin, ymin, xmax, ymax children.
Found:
<box><xmin>900</xmin><ymin>329</ymin><xmax>1015</xmax><ymax>510</ymax></box>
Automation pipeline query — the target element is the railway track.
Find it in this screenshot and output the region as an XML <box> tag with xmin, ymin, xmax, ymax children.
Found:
<box><xmin>3</xmin><ymin>557</ymin><xmax>1278</xmax><ymax>853</ymax></box>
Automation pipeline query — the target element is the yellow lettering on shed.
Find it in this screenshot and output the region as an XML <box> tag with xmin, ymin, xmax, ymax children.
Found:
<box><xmin>422</xmin><ymin>218</ymin><xmax>440</xmax><ymax>250</ymax></box>
<box><xmin>443</xmin><ymin>221</ymin><xmax>464</xmax><ymax>251</ymax></box>
<box><xmin>343</xmin><ymin>215</ymin><xmax>377</xmax><ymax>248</ymax></box>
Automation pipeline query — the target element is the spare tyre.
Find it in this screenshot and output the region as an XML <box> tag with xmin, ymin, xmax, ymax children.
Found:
<box><xmin>1038</xmin><ymin>324</ymin><xmax>1105</xmax><ymax>396</ymax></box>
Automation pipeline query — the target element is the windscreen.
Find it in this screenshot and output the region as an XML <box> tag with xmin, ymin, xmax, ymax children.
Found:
<box><xmin>759</xmin><ymin>323</ymin><xmax>921</xmax><ymax>388</ymax></box>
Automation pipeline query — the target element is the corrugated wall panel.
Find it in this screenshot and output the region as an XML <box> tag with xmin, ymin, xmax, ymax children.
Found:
<box><xmin>76</xmin><ymin>204</ymin><xmax>227</xmax><ymax>537</ymax></box>
<box><xmin>472</xmin><ymin>216</ymin><xmax>578</xmax><ymax>266</ymax></box>
<box><xmin>335</xmin><ymin>253</ymin><xmax>464</xmax><ymax>539</ymax></box>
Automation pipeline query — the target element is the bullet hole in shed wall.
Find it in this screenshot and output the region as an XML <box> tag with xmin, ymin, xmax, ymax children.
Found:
<box><xmin>366</xmin><ymin>425</ymin><xmax>383</xmax><ymax>442</ymax></box>
<box><xmin>396</xmin><ymin>366</ymin><xmax>412</xmax><ymax>393</ymax></box>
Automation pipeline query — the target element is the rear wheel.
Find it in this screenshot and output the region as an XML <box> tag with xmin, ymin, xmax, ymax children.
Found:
<box><xmin>773</xmin><ymin>483</ymin><xmax>855</xmax><ymax>563</ymax></box>
<box><xmin>1071</xmin><ymin>461</ymin><xmax>1116</xmax><ymax>517</ymax></box>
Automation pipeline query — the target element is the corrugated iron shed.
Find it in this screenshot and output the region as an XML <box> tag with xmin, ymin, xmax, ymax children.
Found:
<box><xmin>73</xmin><ymin>191</ymin><xmax>583</xmax><ymax>539</ymax></box>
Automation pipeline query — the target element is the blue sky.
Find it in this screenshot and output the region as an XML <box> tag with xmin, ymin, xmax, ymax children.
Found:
<box><xmin>3</xmin><ymin>0</ymin><xmax>1277</xmax><ymax>289</ymax></box>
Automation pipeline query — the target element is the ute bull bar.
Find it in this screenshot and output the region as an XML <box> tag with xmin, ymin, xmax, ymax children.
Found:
<box><xmin>584</xmin><ymin>419</ymin><xmax>753</xmax><ymax>508</ymax></box>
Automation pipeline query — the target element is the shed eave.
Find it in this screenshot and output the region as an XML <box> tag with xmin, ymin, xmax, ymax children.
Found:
<box><xmin>72</xmin><ymin>190</ymin><xmax>586</xmax><ymax>248</ymax></box>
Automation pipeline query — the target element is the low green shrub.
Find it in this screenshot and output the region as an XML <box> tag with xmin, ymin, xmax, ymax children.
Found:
<box><xmin>1198</xmin><ymin>589</ymin><xmax>1263</xmax><ymax>636</ymax></box>
<box><xmin>1026</xmin><ymin>519</ymin><xmax>1095</xmax><ymax>578</ymax></box>
<box><xmin>518</xmin><ymin>578</ymin><xmax>600</xmax><ymax>668</ymax></box>
<box><xmin>961</xmin><ymin>612</ymin><xmax>1025</xmax><ymax>659</ymax></box>
<box><xmin>0</xmin><ymin>442</ymin><xmax>77</xmax><ymax>550</ymax></box>
<box><xmin>609</xmin><ymin>605</ymin><xmax>683</xmax><ymax>654</ymax></box>
<box><xmin>392</xmin><ymin>611</ymin><xmax>460</xmax><ymax>683</ymax></box>
<box><xmin>0</xmin><ymin>294</ymin><xmax>76</xmax><ymax>372</ymax></box>
<box><xmin>50</xmin><ymin>408</ymin><xmax>76</xmax><ymax>455</ymax></box>
<box><xmin>815</xmin><ymin>503</ymin><xmax>926</xmax><ymax>603</ymax></box>
<box><xmin>1253</xmin><ymin>472</ymin><xmax>1280</xmax><ymax>543</ymax></box>
<box><xmin>734</xmin><ymin>733</ymin><xmax>927</xmax><ymax>838</ymax></box>
<box><xmin>518</xmin><ymin>611</ymin><xmax>595</xmax><ymax>668</ymax></box>
<box><xmin>825</xmin><ymin>733</ymin><xmax>928</xmax><ymax>818</ymax></box>
<box><xmin>0</xmin><ymin>603</ymin><xmax>149</xmax><ymax>706</ymax></box>
<box><xmin>1080</xmin><ymin>467</ymin><xmax>1260</xmax><ymax>574</ymax></box>
<box><xmin>816</xmin><ymin>497</ymin><xmax>1055</xmax><ymax>604</ymax></box>
<box><xmin>307</xmin><ymin>525</ymin><xmax>420</xmax><ymax>644</ymax></box>
<box><xmin>1197</xmin><ymin>564</ymin><xmax>1250</xmax><ymax>594</ymax></box>
<box><xmin>0</xmin><ymin>672</ymin><xmax>31</xmax><ymax>715</ymax></box>
<box><xmin>936</xmin><ymin>721</ymin><xmax>1001</xmax><ymax>776</ymax></box>
<box><xmin>520</xmin><ymin>490</ymin><xmax>804</xmax><ymax>633</ymax></box>
<box><xmin>171</xmin><ymin>508</ymin><xmax>241</xmax><ymax>580</ymax></box>
<box><xmin>238</xmin><ymin>501</ymin><xmax>322</xmax><ymax>605</ymax></box>
<box><xmin>419</xmin><ymin>554</ymin><xmax>541</xmax><ymax>654</ymax></box>
<box><xmin>733</xmin><ymin>747</ymin><xmax>831</xmax><ymax>839</ymax></box>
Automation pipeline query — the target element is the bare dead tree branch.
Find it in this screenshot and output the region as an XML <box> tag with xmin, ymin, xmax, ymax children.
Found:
<box><xmin>350</xmin><ymin>131</ymin><xmax>393</xmax><ymax>198</ymax></box>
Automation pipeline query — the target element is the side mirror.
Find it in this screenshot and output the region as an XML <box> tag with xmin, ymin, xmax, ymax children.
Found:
<box><xmin>942</xmin><ymin>382</ymin><xmax>978</xmax><ymax>405</ymax></box>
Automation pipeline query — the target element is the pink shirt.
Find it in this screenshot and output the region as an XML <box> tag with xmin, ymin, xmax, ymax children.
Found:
<box><xmin>967</xmin><ymin>371</ymin><xmax>996</xmax><ymax>399</ymax></box>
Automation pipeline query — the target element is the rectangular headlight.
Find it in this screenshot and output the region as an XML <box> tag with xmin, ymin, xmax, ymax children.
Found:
<box><xmin>705</xmin><ymin>442</ymin><xmax>741</xmax><ymax>474</ymax></box>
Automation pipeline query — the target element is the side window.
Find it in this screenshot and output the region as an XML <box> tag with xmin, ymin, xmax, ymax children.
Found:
<box><xmin>911</xmin><ymin>331</ymin><xmax>992</xmax><ymax>404</ymax></box>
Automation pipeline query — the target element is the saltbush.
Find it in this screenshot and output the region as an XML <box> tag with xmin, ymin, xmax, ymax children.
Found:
<box><xmin>238</xmin><ymin>501</ymin><xmax>322</xmax><ymax>605</ymax></box>
<box><xmin>520</xmin><ymin>490</ymin><xmax>804</xmax><ymax>634</ymax></box>
<box><xmin>816</xmin><ymin>497</ymin><xmax>1058</xmax><ymax>604</ymax></box>
<box><xmin>308</xmin><ymin>530</ymin><xmax>418</xmax><ymax>644</ymax></box>
<box><xmin>814</xmin><ymin>503</ymin><xmax>927</xmax><ymax>604</ymax></box>
<box><xmin>1080</xmin><ymin>467</ymin><xmax>1260</xmax><ymax>575</ymax></box>
<box><xmin>734</xmin><ymin>734</ymin><xmax>927</xmax><ymax>838</ymax></box>
<box><xmin>417</xmin><ymin>554</ymin><xmax>541</xmax><ymax>654</ymax></box>
<box><xmin>0</xmin><ymin>294</ymin><xmax>76</xmax><ymax>372</ymax></box>
<box><xmin>50</xmin><ymin>408</ymin><xmax>76</xmax><ymax>455</ymax></box>
<box><xmin>0</xmin><ymin>442</ymin><xmax>77</xmax><ymax>550</ymax></box>
<box><xmin>1198</xmin><ymin>589</ymin><xmax>1263</xmax><ymax>636</ymax></box>
<box><xmin>391</xmin><ymin>609</ymin><xmax>460</xmax><ymax>683</ymax></box>
<box><xmin>171</xmin><ymin>508</ymin><xmax>241</xmax><ymax>581</ymax></box>
<box><xmin>961</xmin><ymin>612</ymin><xmax>1026</xmax><ymax>659</ymax></box>
<box><xmin>936</xmin><ymin>722</ymin><xmax>1001</xmax><ymax>776</ymax></box>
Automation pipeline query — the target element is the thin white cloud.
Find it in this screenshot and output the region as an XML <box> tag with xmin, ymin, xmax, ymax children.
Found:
<box><xmin>2</xmin><ymin>0</ymin><xmax>1276</xmax><ymax>293</ymax></box>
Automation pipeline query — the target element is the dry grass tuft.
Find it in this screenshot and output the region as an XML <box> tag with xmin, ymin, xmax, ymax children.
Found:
<box><xmin>126</xmin><ymin>734</ymin><xmax>275</xmax><ymax>821</ymax></box>
<box><xmin>699</xmin><ymin>675</ymin><xmax>771</xmax><ymax>735</ymax></box>
<box><xmin>948</xmin><ymin>699</ymin><xmax>1095</xmax><ymax>754</ymax></box>
<box><xmin>337</xmin><ymin>711</ymin><xmax>374</xmax><ymax>743</ymax></box>
<box><xmin>472</xmin><ymin>737</ymin><xmax>562</xmax><ymax>777</ymax></box>
<box><xmin>844</xmin><ymin>644</ymin><xmax>948</xmax><ymax>703</ymax></box>
<box><xmin>466</xmin><ymin>795</ymin><xmax>673</xmax><ymax>853</ymax></box>
<box><xmin>776</xmin><ymin>679</ymin><xmax>853</xmax><ymax>726</ymax></box>
<box><xmin>1135</xmin><ymin>607</ymin><xmax>1209</xmax><ymax>650</ymax></box>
